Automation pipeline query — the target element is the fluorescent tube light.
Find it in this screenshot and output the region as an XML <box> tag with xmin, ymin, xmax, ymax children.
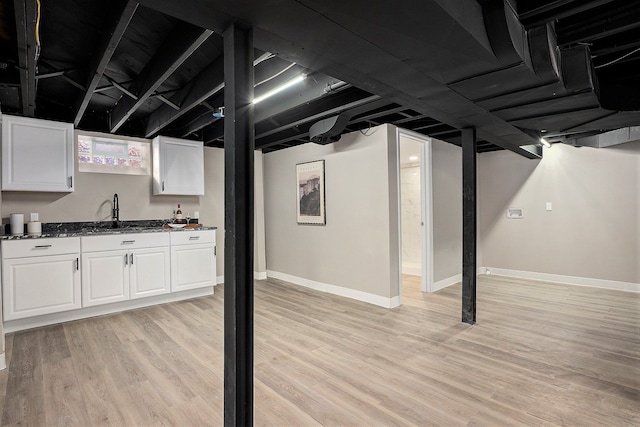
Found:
<box><xmin>540</xmin><ymin>137</ymin><xmax>551</xmax><ymax>148</ymax></box>
<box><xmin>409</xmin><ymin>155</ymin><xmax>419</xmax><ymax>161</ymax></box>
<box><xmin>253</xmin><ymin>74</ymin><xmax>306</xmax><ymax>104</ymax></box>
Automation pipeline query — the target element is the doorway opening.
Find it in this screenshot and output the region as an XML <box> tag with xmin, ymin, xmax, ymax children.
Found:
<box><xmin>397</xmin><ymin>129</ymin><xmax>433</xmax><ymax>301</ymax></box>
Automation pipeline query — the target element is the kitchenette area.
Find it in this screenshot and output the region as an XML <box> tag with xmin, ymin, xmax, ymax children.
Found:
<box><xmin>0</xmin><ymin>113</ymin><xmax>224</xmax><ymax>370</ymax></box>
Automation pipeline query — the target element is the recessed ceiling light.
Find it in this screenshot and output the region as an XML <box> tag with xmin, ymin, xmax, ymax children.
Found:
<box><xmin>409</xmin><ymin>155</ymin><xmax>418</xmax><ymax>161</ymax></box>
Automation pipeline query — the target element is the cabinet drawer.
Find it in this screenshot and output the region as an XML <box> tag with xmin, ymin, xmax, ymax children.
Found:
<box><xmin>1</xmin><ymin>237</ymin><xmax>80</xmax><ymax>259</ymax></box>
<box><xmin>81</xmin><ymin>232</ymin><xmax>169</xmax><ymax>252</ymax></box>
<box><xmin>170</xmin><ymin>229</ymin><xmax>215</xmax><ymax>246</ymax></box>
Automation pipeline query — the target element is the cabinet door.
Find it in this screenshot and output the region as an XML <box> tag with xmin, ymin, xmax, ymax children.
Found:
<box><xmin>2</xmin><ymin>254</ymin><xmax>81</xmax><ymax>320</ymax></box>
<box><xmin>170</xmin><ymin>243</ymin><xmax>216</xmax><ymax>292</ymax></box>
<box><xmin>2</xmin><ymin>115</ymin><xmax>74</xmax><ymax>192</ymax></box>
<box><xmin>153</xmin><ymin>136</ymin><xmax>204</xmax><ymax>195</ymax></box>
<box><xmin>81</xmin><ymin>250</ymin><xmax>129</xmax><ymax>307</ymax></box>
<box><xmin>130</xmin><ymin>247</ymin><xmax>170</xmax><ymax>299</ymax></box>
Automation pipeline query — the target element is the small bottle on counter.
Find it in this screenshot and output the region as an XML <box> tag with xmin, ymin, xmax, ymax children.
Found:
<box><xmin>175</xmin><ymin>203</ymin><xmax>183</xmax><ymax>223</ymax></box>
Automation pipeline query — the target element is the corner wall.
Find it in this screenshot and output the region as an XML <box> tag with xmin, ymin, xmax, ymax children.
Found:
<box><xmin>479</xmin><ymin>141</ymin><xmax>640</xmax><ymax>288</ymax></box>
<box><xmin>263</xmin><ymin>124</ymin><xmax>399</xmax><ymax>306</ymax></box>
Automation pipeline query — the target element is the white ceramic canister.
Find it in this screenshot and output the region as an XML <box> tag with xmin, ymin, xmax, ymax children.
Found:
<box><xmin>10</xmin><ymin>213</ymin><xmax>24</xmax><ymax>235</ymax></box>
<box><xmin>27</xmin><ymin>221</ymin><xmax>42</xmax><ymax>236</ymax></box>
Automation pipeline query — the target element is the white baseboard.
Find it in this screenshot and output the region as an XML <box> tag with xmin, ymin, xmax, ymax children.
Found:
<box><xmin>267</xmin><ymin>270</ymin><xmax>399</xmax><ymax>308</ymax></box>
<box><xmin>485</xmin><ymin>267</ymin><xmax>640</xmax><ymax>292</ymax></box>
<box><xmin>432</xmin><ymin>274</ymin><xmax>461</xmax><ymax>292</ymax></box>
<box><xmin>3</xmin><ymin>287</ymin><xmax>214</xmax><ymax>334</ymax></box>
<box><xmin>216</xmin><ymin>275</ymin><xmax>224</xmax><ymax>285</ymax></box>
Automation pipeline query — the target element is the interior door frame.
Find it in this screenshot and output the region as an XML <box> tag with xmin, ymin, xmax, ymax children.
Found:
<box><xmin>396</xmin><ymin>128</ymin><xmax>434</xmax><ymax>294</ymax></box>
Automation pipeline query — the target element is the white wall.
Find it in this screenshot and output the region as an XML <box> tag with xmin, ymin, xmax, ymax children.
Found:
<box><xmin>479</xmin><ymin>141</ymin><xmax>640</xmax><ymax>285</ymax></box>
<box><xmin>400</xmin><ymin>165</ymin><xmax>422</xmax><ymax>275</ymax></box>
<box><xmin>263</xmin><ymin>124</ymin><xmax>399</xmax><ymax>302</ymax></box>
<box><xmin>432</xmin><ymin>138</ymin><xmax>462</xmax><ymax>283</ymax></box>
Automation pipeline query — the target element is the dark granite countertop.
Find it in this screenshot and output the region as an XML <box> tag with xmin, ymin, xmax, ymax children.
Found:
<box><xmin>1</xmin><ymin>220</ymin><xmax>217</xmax><ymax>240</ymax></box>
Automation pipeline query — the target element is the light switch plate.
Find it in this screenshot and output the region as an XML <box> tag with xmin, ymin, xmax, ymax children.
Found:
<box><xmin>546</xmin><ymin>202</ymin><xmax>552</xmax><ymax>211</ymax></box>
<box><xmin>30</xmin><ymin>212</ymin><xmax>39</xmax><ymax>221</ymax></box>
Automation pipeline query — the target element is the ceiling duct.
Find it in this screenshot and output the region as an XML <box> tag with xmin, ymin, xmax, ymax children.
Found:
<box><xmin>309</xmin><ymin>116</ymin><xmax>342</xmax><ymax>145</ymax></box>
<box><xmin>564</xmin><ymin>126</ymin><xmax>640</xmax><ymax>148</ymax></box>
<box><xmin>309</xmin><ymin>98</ymin><xmax>389</xmax><ymax>145</ymax></box>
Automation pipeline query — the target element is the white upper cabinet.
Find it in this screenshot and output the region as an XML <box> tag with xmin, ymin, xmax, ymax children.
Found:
<box><xmin>2</xmin><ymin>114</ymin><xmax>74</xmax><ymax>192</ymax></box>
<box><xmin>152</xmin><ymin>136</ymin><xmax>204</xmax><ymax>195</ymax></box>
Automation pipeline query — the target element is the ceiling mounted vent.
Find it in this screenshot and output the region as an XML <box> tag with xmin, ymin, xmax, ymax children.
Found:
<box><xmin>309</xmin><ymin>116</ymin><xmax>342</xmax><ymax>144</ymax></box>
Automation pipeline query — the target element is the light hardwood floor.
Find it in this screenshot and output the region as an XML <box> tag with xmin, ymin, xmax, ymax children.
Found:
<box><xmin>0</xmin><ymin>274</ymin><xmax>638</xmax><ymax>426</ymax></box>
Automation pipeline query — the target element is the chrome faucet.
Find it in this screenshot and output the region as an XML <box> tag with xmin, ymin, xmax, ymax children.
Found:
<box><xmin>112</xmin><ymin>193</ymin><xmax>119</xmax><ymax>228</ymax></box>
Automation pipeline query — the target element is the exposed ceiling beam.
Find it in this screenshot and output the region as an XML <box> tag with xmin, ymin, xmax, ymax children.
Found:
<box><xmin>144</xmin><ymin>55</ymin><xmax>224</xmax><ymax>137</ymax></box>
<box><xmin>74</xmin><ymin>0</ymin><xmax>138</xmax><ymax>127</ymax></box>
<box><xmin>156</xmin><ymin>94</ymin><xmax>180</xmax><ymax>110</ymax></box>
<box><xmin>557</xmin><ymin>5</ymin><xmax>640</xmax><ymax>46</ymax></box>
<box><xmin>35</xmin><ymin>70</ymin><xmax>66</xmax><ymax>80</ymax></box>
<box><xmin>174</xmin><ymin>58</ymin><xmax>313</xmax><ymax>137</ymax></box>
<box><xmin>138</xmin><ymin>0</ymin><xmax>544</xmax><ymax>158</ymax></box>
<box><xmin>145</xmin><ymin>51</ymin><xmax>273</xmax><ymax>138</ymax></box>
<box><xmin>110</xmin><ymin>22</ymin><xmax>213</xmax><ymax>133</ymax></box>
<box><xmin>105</xmin><ymin>76</ymin><xmax>138</xmax><ymax>100</ymax></box>
<box><xmin>13</xmin><ymin>0</ymin><xmax>37</xmax><ymax>116</ymax></box>
<box><xmin>591</xmin><ymin>35</ymin><xmax>640</xmax><ymax>57</ymax></box>
<box><xmin>519</xmin><ymin>0</ymin><xmax>615</xmax><ymax>28</ymax></box>
<box><xmin>60</xmin><ymin>74</ymin><xmax>85</xmax><ymax>91</ymax></box>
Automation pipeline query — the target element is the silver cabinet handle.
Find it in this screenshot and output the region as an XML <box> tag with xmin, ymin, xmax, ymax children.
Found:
<box><xmin>130</xmin><ymin>253</ymin><xmax>133</xmax><ymax>265</ymax></box>
<box><xmin>124</xmin><ymin>253</ymin><xmax>128</xmax><ymax>265</ymax></box>
<box><xmin>34</xmin><ymin>244</ymin><xmax>52</xmax><ymax>249</ymax></box>
<box><xmin>122</xmin><ymin>240</ymin><xmax>135</xmax><ymax>244</ymax></box>
<box><xmin>189</xmin><ymin>236</ymin><xmax>200</xmax><ymax>240</ymax></box>
<box><xmin>162</xmin><ymin>181</ymin><xmax>165</xmax><ymax>191</ymax></box>
<box><xmin>68</xmin><ymin>176</ymin><xmax>73</xmax><ymax>188</ymax></box>
<box><xmin>76</xmin><ymin>257</ymin><xmax>79</xmax><ymax>270</ymax></box>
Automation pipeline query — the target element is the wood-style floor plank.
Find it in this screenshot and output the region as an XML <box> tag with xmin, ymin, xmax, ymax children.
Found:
<box><xmin>0</xmin><ymin>274</ymin><xmax>638</xmax><ymax>426</ymax></box>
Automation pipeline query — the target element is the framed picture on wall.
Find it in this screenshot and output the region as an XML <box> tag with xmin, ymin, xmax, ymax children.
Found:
<box><xmin>296</xmin><ymin>160</ymin><xmax>326</xmax><ymax>225</ymax></box>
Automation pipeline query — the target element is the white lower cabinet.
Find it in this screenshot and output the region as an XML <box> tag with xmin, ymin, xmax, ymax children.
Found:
<box><xmin>171</xmin><ymin>230</ymin><xmax>216</xmax><ymax>291</ymax></box>
<box><xmin>1</xmin><ymin>238</ymin><xmax>81</xmax><ymax>320</ymax></box>
<box><xmin>1</xmin><ymin>230</ymin><xmax>214</xmax><ymax>324</ymax></box>
<box><xmin>81</xmin><ymin>233</ymin><xmax>170</xmax><ymax>308</ymax></box>
<box><xmin>130</xmin><ymin>247</ymin><xmax>171</xmax><ymax>299</ymax></box>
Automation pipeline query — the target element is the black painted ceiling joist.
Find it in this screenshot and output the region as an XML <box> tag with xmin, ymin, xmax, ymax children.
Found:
<box><xmin>519</xmin><ymin>0</ymin><xmax>616</xmax><ymax>28</ymax></box>
<box><xmin>110</xmin><ymin>22</ymin><xmax>213</xmax><ymax>132</ymax></box>
<box><xmin>558</xmin><ymin>5</ymin><xmax>640</xmax><ymax>46</ymax></box>
<box><xmin>145</xmin><ymin>54</ymin><xmax>225</xmax><ymax>137</ymax></box>
<box><xmin>13</xmin><ymin>0</ymin><xmax>37</xmax><ymax>116</ymax></box>
<box><xmin>74</xmin><ymin>0</ymin><xmax>138</xmax><ymax>127</ymax></box>
<box><xmin>171</xmin><ymin>54</ymin><xmax>312</xmax><ymax>139</ymax></box>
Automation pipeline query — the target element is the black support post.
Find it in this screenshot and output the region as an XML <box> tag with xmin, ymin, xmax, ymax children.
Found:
<box><xmin>223</xmin><ymin>23</ymin><xmax>254</xmax><ymax>426</ymax></box>
<box><xmin>462</xmin><ymin>127</ymin><xmax>477</xmax><ymax>324</ymax></box>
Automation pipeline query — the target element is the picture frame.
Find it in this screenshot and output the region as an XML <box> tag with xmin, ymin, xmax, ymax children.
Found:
<box><xmin>296</xmin><ymin>160</ymin><xmax>325</xmax><ymax>225</ymax></box>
